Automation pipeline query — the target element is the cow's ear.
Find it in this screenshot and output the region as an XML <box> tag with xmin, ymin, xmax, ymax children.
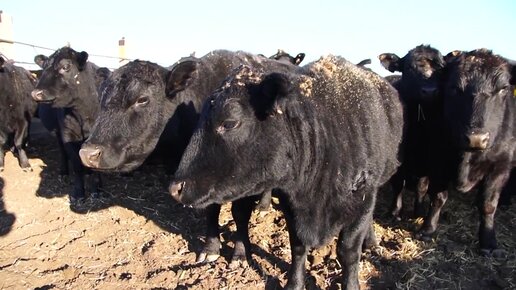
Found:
<box><xmin>444</xmin><ymin>50</ymin><xmax>462</xmax><ymax>64</ymax></box>
<box><xmin>76</xmin><ymin>51</ymin><xmax>89</xmax><ymax>71</ymax></box>
<box><xmin>0</xmin><ymin>56</ymin><xmax>5</xmax><ymax>68</ymax></box>
<box><xmin>294</xmin><ymin>53</ymin><xmax>305</xmax><ymax>65</ymax></box>
<box><xmin>379</xmin><ymin>53</ymin><xmax>403</xmax><ymax>72</ymax></box>
<box><xmin>509</xmin><ymin>63</ymin><xmax>516</xmax><ymax>86</ymax></box>
<box><xmin>165</xmin><ymin>59</ymin><xmax>198</xmax><ymax>98</ymax></box>
<box><xmin>251</xmin><ymin>72</ymin><xmax>290</xmax><ymax>119</ymax></box>
<box><xmin>34</xmin><ymin>55</ymin><xmax>48</xmax><ymax>68</ymax></box>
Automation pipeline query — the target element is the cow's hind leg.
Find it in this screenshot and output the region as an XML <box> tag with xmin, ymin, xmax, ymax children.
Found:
<box><xmin>416</xmin><ymin>189</ymin><xmax>448</xmax><ymax>241</ymax></box>
<box><xmin>388</xmin><ymin>169</ymin><xmax>405</xmax><ymax>220</ymax></box>
<box><xmin>337</xmin><ymin>213</ymin><xmax>372</xmax><ymax>290</ymax></box>
<box><xmin>13</xmin><ymin>122</ymin><xmax>31</xmax><ymax>171</ymax></box>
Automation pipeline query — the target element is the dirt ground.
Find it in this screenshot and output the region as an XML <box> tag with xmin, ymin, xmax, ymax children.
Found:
<box><xmin>0</xmin><ymin>120</ymin><xmax>515</xmax><ymax>290</ymax></box>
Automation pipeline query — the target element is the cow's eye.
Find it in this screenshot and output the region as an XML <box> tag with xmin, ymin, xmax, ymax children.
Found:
<box><xmin>135</xmin><ymin>96</ymin><xmax>149</xmax><ymax>106</ymax></box>
<box><xmin>496</xmin><ymin>87</ymin><xmax>508</xmax><ymax>96</ymax></box>
<box><xmin>222</xmin><ymin>120</ymin><xmax>240</xmax><ymax>130</ymax></box>
<box><xmin>62</xmin><ymin>64</ymin><xmax>71</xmax><ymax>71</ymax></box>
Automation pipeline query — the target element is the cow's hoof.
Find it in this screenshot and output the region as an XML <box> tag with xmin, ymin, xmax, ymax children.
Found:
<box><xmin>415</xmin><ymin>231</ymin><xmax>434</xmax><ymax>242</ymax></box>
<box><xmin>229</xmin><ymin>256</ymin><xmax>249</xmax><ymax>269</ymax></box>
<box><xmin>385</xmin><ymin>210</ymin><xmax>402</xmax><ymax>222</ymax></box>
<box><xmin>255</xmin><ymin>203</ymin><xmax>270</xmax><ymax>211</ymax></box>
<box><xmin>69</xmin><ymin>195</ymin><xmax>86</xmax><ymax>205</ymax></box>
<box><xmin>90</xmin><ymin>191</ymin><xmax>101</xmax><ymax>199</ymax></box>
<box><xmin>196</xmin><ymin>252</ymin><xmax>220</xmax><ymax>264</ymax></box>
<box><xmin>480</xmin><ymin>248</ymin><xmax>507</xmax><ymax>259</ymax></box>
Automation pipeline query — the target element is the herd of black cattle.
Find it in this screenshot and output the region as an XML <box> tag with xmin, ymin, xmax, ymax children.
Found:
<box><xmin>1</xmin><ymin>44</ymin><xmax>515</xmax><ymax>289</ymax></box>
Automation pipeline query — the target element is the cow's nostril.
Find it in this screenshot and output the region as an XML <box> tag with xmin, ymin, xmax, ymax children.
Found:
<box><xmin>31</xmin><ymin>90</ymin><xmax>44</xmax><ymax>101</ymax></box>
<box><xmin>169</xmin><ymin>181</ymin><xmax>186</xmax><ymax>202</ymax></box>
<box><xmin>79</xmin><ymin>147</ymin><xmax>102</xmax><ymax>168</ymax></box>
<box><xmin>468</xmin><ymin>132</ymin><xmax>490</xmax><ymax>150</ymax></box>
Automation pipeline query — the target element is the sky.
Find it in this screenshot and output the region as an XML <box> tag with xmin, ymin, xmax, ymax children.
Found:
<box><xmin>1</xmin><ymin>0</ymin><xmax>515</xmax><ymax>76</ymax></box>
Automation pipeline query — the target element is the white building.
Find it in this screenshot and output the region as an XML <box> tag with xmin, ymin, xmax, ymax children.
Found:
<box><xmin>0</xmin><ymin>11</ymin><xmax>14</xmax><ymax>60</ymax></box>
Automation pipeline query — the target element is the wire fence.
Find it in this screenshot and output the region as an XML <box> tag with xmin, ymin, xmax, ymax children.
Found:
<box><xmin>0</xmin><ymin>38</ymin><xmax>131</xmax><ymax>70</ymax></box>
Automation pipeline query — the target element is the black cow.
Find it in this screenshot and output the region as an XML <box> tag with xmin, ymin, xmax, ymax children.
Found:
<box><xmin>378</xmin><ymin>45</ymin><xmax>452</xmax><ymax>239</ymax></box>
<box><xmin>79</xmin><ymin>50</ymin><xmax>297</xmax><ymax>265</ymax></box>
<box><xmin>269</xmin><ymin>49</ymin><xmax>305</xmax><ymax>65</ymax></box>
<box><xmin>0</xmin><ymin>57</ymin><xmax>38</xmax><ymax>171</ymax></box>
<box><xmin>31</xmin><ymin>47</ymin><xmax>102</xmax><ymax>205</ymax></box>
<box><xmin>442</xmin><ymin>49</ymin><xmax>516</xmax><ymax>257</ymax></box>
<box><xmin>31</xmin><ymin>61</ymin><xmax>69</xmax><ymax>176</ymax></box>
<box><xmin>169</xmin><ymin>56</ymin><xmax>404</xmax><ymax>289</ymax></box>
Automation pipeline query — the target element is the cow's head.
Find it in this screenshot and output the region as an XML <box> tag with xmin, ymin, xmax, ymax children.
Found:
<box><xmin>443</xmin><ymin>49</ymin><xmax>515</xmax><ymax>151</ymax></box>
<box><xmin>169</xmin><ymin>65</ymin><xmax>296</xmax><ymax>208</ymax></box>
<box><xmin>31</xmin><ymin>47</ymin><xmax>89</xmax><ymax>107</ymax></box>
<box><xmin>270</xmin><ymin>49</ymin><xmax>306</xmax><ymax>66</ymax></box>
<box><xmin>79</xmin><ymin>59</ymin><xmax>198</xmax><ymax>172</ymax></box>
<box><xmin>379</xmin><ymin>45</ymin><xmax>445</xmax><ymax>104</ymax></box>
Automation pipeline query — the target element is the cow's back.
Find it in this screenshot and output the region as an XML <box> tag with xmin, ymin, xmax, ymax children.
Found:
<box><xmin>304</xmin><ymin>56</ymin><xmax>403</xmax><ymax>186</ymax></box>
<box><xmin>0</xmin><ymin>64</ymin><xmax>37</xmax><ymax>129</ymax></box>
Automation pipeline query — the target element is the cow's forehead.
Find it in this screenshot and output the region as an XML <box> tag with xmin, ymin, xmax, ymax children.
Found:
<box><xmin>113</xmin><ymin>60</ymin><xmax>162</xmax><ymax>82</ymax></box>
<box><xmin>45</xmin><ymin>48</ymin><xmax>75</xmax><ymax>68</ymax></box>
<box><xmin>407</xmin><ymin>47</ymin><xmax>443</xmax><ymax>68</ymax></box>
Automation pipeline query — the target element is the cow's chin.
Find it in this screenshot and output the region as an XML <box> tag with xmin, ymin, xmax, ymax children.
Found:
<box><xmin>182</xmin><ymin>185</ymin><xmax>260</xmax><ymax>209</ymax></box>
<box><xmin>34</xmin><ymin>98</ymin><xmax>55</xmax><ymax>104</ymax></box>
<box><xmin>180</xmin><ymin>189</ymin><xmax>220</xmax><ymax>209</ymax></box>
<box><xmin>91</xmin><ymin>159</ymin><xmax>144</xmax><ymax>173</ymax></box>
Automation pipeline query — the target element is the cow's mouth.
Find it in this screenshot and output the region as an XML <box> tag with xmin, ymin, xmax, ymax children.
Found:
<box><xmin>31</xmin><ymin>90</ymin><xmax>56</xmax><ymax>103</ymax></box>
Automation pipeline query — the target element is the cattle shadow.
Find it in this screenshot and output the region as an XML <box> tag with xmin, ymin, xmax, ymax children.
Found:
<box><xmin>28</xmin><ymin>118</ymin><xmax>70</xmax><ymax>200</ymax></box>
<box><xmin>27</xmin><ymin>119</ymin><xmax>300</xmax><ymax>286</ymax></box>
<box><xmin>0</xmin><ymin>176</ymin><xmax>15</xmax><ymax>236</ymax></box>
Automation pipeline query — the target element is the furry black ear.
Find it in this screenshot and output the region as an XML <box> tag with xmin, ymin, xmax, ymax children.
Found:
<box><xmin>76</xmin><ymin>51</ymin><xmax>89</xmax><ymax>71</ymax></box>
<box><xmin>0</xmin><ymin>56</ymin><xmax>5</xmax><ymax>68</ymax></box>
<box><xmin>294</xmin><ymin>53</ymin><xmax>305</xmax><ymax>65</ymax></box>
<box><xmin>251</xmin><ymin>73</ymin><xmax>290</xmax><ymax>120</ymax></box>
<box><xmin>509</xmin><ymin>62</ymin><xmax>516</xmax><ymax>86</ymax></box>
<box><xmin>444</xmin><ymin>50</ymin><xmax>462</xmax><ymax>64</ymax></box>
<box><xmin>166</xmin><ymin>59</ymin><xmax>198</xmax><ymax>98</ymax></box>
<box><xmin>34</xmin><ymin>55</ymin><xmax>48</xmax><ymax>68</ymax></box>
<box><xmin>378</xmin><ymin>53</ymin><xmax>403</xmax><ymax>72</ymax></box>
<box><xmin>356</xmin><ymin>59</ymin><xmax>372</xmax><ymax>67</ymax></box>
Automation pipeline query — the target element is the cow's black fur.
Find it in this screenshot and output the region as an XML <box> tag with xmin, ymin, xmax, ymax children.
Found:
<box><xmin>79</xmin><ymin>50</ymin><xmax>300</xmax><ymax>265</ymax></box>
<box><xmin>442</xmin><ymin>49</ymin><xmax>516</xmax><ymax>257</ymax></box>
<box><xmin>170</xmin><ymin>56</ymin><xmax>404</xmax><ymax>289</ymax></box>
<box><xmin>31</xmin><ymin>47</ymin><xmax>102</xmax><ymax>205</ymax></box>
<box><xmin>31</xmin><ymin>64</ymin><xmax>69</xmax><ymax>176</ymax></box>
<box><xmin>0</xmin><ymin>57</ymin><xmax>37</xmax><ymax>171</ymax></box>
<box><xmin>379</xmin><ymin>45</ymin><xmax>453</xmax><ymax>239</ymax></box>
